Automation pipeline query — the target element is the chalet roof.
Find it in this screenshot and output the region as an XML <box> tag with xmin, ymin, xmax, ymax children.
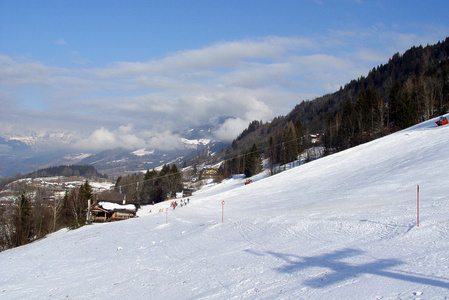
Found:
<box><xmin>93</xmin><ymin>202</ymin><xmax>137</xmax><ymax>213</ymax></box>
<box><xmin>91</xmin><ymin>205</ymin><xmax>110</xmax><ymax>213</ymax></box>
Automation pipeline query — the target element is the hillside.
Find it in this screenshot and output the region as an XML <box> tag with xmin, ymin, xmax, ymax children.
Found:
<box><xmin>221</xmin><ymin>37</ymin><xmax>449</xmax><ymax>161</ymax></box>
<box><xmin>0</xmin><ymin>115</ymin><xmax>448</xmax><ymax>298</ymax></box>
<box><xmin>24</xmin><ymin>165</ymin><xmax>107</xmax><ymax>179</ymax></box>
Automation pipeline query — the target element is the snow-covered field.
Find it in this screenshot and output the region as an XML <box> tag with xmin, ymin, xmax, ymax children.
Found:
<box><xmin>1</xmin><ymin>117</ymin><xmax>449</xmax><ymax>299</ymax></box>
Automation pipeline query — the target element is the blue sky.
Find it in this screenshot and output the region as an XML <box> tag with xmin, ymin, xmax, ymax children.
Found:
<box><xmin>1</xmin><ymin>0</ymin><xmax>448</xmax><ymax>152</ymax></box>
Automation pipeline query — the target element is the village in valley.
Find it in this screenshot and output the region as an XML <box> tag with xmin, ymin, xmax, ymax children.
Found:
<box><xmin>0</xmin><ymin>160</ymin><xmax>231</xmax><ymax>229</ymax></box>
<box><xmin>0</xmin><ymin>139</ymin><xmax>327</xmax><ymax>240</ymax></box>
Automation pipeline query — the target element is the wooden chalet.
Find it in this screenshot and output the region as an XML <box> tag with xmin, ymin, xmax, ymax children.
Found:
<box><xmin>90</xmin><ymin>202</ymin><xmax>137</xmax><ymax>222</ymax></box>
<box><xmin>199</xmin><ymin>168</ymin><xmax>218</xmax><ymax>179</ymax></box>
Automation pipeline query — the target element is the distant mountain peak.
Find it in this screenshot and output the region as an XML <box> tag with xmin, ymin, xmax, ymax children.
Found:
<box><xmin>181</xmin><ymin>138</ymin><xmax>212</xmax><ymax>149</ymax></box>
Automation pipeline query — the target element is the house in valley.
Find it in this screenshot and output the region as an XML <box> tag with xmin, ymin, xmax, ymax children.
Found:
<box><xmin>199</xmin><ymin>168</ymin><xmax>218</xmax><ymax>179</ymax></box>
<box><xmin>90</xmin><ymin>202</ymin><xmax>137</xmax><ymax>222</ymax></box>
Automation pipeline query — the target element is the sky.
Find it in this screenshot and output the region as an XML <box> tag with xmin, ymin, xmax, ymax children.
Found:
<box><xmin>1</xmin><ymin>0</ymin><xmax>448</xmax><ymax>152</ymax></box>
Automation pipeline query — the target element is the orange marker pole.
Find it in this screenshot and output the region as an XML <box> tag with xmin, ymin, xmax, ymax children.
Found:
<box><xmin>222</xmin><ymin>200</ymin><xmax>225</xmax><ymax>223</ymax></box>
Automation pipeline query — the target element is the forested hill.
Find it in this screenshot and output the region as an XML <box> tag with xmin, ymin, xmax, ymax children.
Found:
<box><xmin>218</xmin><ymin>37</ymin><xmax>449</xmax><ymax>164</ymax></box>
<box><xmin>289</xmin><ymin>37</ymin><xmax>449</xmax><ymax>135</ymax></box>
<box><xmin>25</xmin><ymin>165</ymin><xmax>107</xmax><ymax>179</ymax></box>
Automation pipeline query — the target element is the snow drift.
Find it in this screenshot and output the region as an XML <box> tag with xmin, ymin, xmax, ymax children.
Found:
<box><xmin>1</xmin><ymin>116</ymin><xmax>449</xmax><ymax>299</ymax></box>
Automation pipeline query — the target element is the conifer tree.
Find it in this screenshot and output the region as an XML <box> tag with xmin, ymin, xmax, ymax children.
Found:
<box><xmin>268</xmin><ymin>136</ymin><xmax>276</xmax><ymax>175</ymax></box>
<box><xmin>294</xmin><ymin>119</ymin><xmax>304</xmax><ymax>153</ymax></box>
<box><xmin>283</xmin><ymin>122</ymin><xmax>298</xmax><ymax>165</ymax></box>
<box><xmin>244</xmin><ymin>143</ymin><xmax>262</xmax><ymax>177</ymax></box>
<box><xmin>170</xmin><ymin>164</ymin><xmax>183</xmax><ymax>197</ymax></box>
<box><xmin>12</xmin><ymin>194</ymin><xmax>34</xmax><ymax>247</ymax></box>
<box><xmin>389</xmin><ymin>80</ymin><xmax>417</xmax><ymax>129</ymax></box>
<box><xmin>341</xmin><ymin>98</ymin><xmax>355</xmax><ymax>146</ymax></box>
<box><xmin>140</xmin><ymin>169</ymin><xmax>158</xmax><ymax>204</ymax></box>
<box><xmin>80</xmin><ymin>180</ymin><xmax>92</xmax><ymax>203</ymax></box>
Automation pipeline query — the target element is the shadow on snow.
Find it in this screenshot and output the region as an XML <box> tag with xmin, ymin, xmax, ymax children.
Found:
<box><xmin>245</xmin><ymin>248</ymin><xmax>449</xmax><ymax>289</ymax></box>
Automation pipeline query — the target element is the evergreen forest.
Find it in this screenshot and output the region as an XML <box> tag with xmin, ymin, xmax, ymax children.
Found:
<box><xmin>25</xmin><ymin>165</ymin><xmax>107</xmax><ymax>179</ymax></box>
<box><xmin>218</xmin><ymin>37</ymin><xmax>449</xmax><ymax>172</ymax></box>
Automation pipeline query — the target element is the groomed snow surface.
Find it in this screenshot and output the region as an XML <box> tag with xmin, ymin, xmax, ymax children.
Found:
<box><xmin>1</xmin><ymin>117</ymin><xmax>449</xmax><ymax>299</ymax></box>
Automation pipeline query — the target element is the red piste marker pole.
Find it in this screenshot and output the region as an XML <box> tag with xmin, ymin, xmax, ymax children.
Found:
<box><xmin>222</xmin><ymin>200</ymin><xmax>225</xmax><ymax>223</ymax></box>
<box><xmin>417</xmin><ymin>185</ymin><xmax>419</xmax><ymax>227</ymax></box>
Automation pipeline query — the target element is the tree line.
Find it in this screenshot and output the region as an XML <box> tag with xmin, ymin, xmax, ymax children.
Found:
<box><xmin>221</xmin><ymin>143</ymin><xmax>263</xmax><ymax>178</ymax></box>
<box><xmin>25</xmin><ymin>165</ymin><xmax>107</xmax><ymax>179</ymax></box>
<box><xmin>115</xmin><ymin>164</ymin><xmax>183</xmax><ymax>205</ymax></box>
<box><xmin>222</xmin><ymin>112</ymin><xmax>321</xmax><ymax>176</ymax></box>
<box><xmin>0</xmin><ymin>181</ymin><xmax>92</xmax><ymax>251</ymax></box>
<box><xmin>323</xmin><ymin>63</ymin><xmax>449</xmax><ymax>154</ymax></box>
<box><xmin>297</xmin><ymin>38</ymin><xmax>449</xmax><ymax>153</ymax></box>
<box><xmin>218</xmin><ymin>37</ymin><xmax>449</xmax><ymax>173</ymax></box>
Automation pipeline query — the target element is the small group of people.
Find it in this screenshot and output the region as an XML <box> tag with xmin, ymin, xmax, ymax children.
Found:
<box><xmin>171</xmin><ymin>198</ymin><xmax>190</xmax><ymax>210</ymax></box>
<box><xmin>436</xmin><ymin>116</ymin><xmax>448</xmax><ymax>126</ymax></box>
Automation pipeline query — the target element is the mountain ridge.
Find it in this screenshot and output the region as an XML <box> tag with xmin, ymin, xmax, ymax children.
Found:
<box><xmin>0</xmin><ymin>118</ymin><xmax>232</xmax><ymax>178</ymax></box>
<box><xmin>213</xmin><ymin>37</ymin><xmax>449</xmax><ymax>163</ymax></box>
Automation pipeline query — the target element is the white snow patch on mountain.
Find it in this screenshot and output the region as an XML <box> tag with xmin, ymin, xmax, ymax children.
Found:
<box><xmin>63</xmin><ymin>153</ymin><xmax>92</xmax><ymax>161</ymax></box>
<box><xmin>132</xmin><ymin>148</ymin><xmax>155</xmax><ymax>156</ymax></box>
<box><xmin>181</xmin><ymin>138</ymin><xmax>211</xmax><ymax>148</ymax></box>
<box><xmin>8</xmin><ymin>131</ymin><xmax>75</xmax><ymax>146</ymax></box>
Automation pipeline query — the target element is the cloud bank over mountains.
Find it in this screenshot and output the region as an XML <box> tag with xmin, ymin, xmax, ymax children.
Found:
<box><xmin>1</xmin><ymin>29</ymin><xmax>445</xmax><ymax>152</ymax></box>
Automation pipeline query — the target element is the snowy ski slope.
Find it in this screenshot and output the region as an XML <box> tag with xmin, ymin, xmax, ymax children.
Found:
<box><xmin>1</xmin><ymin>116</ymin><xmax>448</xmax><ymax>299</ymax></box>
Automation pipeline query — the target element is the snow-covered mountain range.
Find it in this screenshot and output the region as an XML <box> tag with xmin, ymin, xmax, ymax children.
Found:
<box><xmin>0</xmin><ymin>117</ymin><xmax>231</xmax><ymax>177</ymax></box>
<box><xmin>1</xmin><ymin>115</ymin><xmax>448</xmax><ymax>299</ymax></box>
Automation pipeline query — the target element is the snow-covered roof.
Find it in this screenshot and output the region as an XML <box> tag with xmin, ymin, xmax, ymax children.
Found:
<box><xmin>97</xmin><ymin>201</ymin><xmax>136</xmax><ymax>212</ymax></box>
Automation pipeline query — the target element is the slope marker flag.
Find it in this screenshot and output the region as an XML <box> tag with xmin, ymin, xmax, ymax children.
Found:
<box><xmin>222</xmin><ymin>200</ymin><xmax>225</xmax><ymax>223</ymax></box>
<box><xmin>417</xmin><ymin>185</ymin><xmax>420</xmax><ymax>227</ymax></box>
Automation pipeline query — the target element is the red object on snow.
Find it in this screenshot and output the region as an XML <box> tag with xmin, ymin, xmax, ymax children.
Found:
<box><xmin>435</xmin><ymin>116</ymin><xmax>448</xmax><ymax>126</ymax></box>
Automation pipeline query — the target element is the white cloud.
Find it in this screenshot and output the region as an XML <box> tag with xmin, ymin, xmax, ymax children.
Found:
<box><xmin>0</xmin><ymin>55</ymin><xmax>64</xmax><ymax>88</ymax></box>
<box><xmin>55</xmin><ymin>39</ymin><xmax>67</xmax><ymax>46</ymax></box>
<box><xmin>92</xmin><ymin>36</ymin><xmax>315</xmax><ymax>80</ymax></box>
<box><xmin>213</xmin><ymin>118</ymin><xmax>250</xmax><ymax>142</ymax></box>
<box><xmin>72</xmin><ymin>126</ymin><xmax>186</xmax><ymax>152</ymax></box>
<box><xmin>144</xmin><ymin>130</ymin><xmax>184</xmax><ymax>150</ymax></box>
<box><xmin>354</xmin><ymin>48</ymin><xmax>389</xmax><ymax>62</ymax></box>
<box><xmin>77</xmin><ymin>127</ymin><xmax>118</xmax><ymax>151</ymax></box>
<box><xmin>2</xmin><ymin>25</ymin><xmax>447</xmax><ymax>152</ymax></box>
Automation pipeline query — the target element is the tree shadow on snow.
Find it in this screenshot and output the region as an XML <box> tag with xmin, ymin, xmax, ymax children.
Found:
<box><xmin>254</xmin><ymin>248</ymin><xmax>449</xmax><ymax>289</ymax></box>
